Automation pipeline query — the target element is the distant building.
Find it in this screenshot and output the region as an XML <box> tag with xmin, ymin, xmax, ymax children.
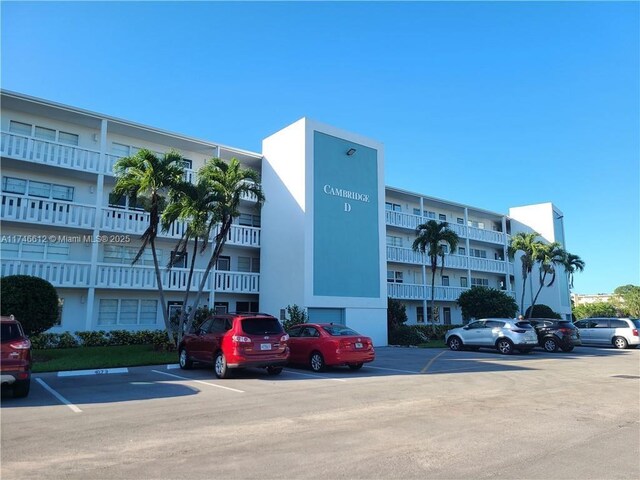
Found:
<box><xmin>1</xmin><ymin>90</ymin><xmax>573</xmax><ymax>345</ymax></box>
<box><xmin>571</xmin><ymin>293</ymin><xmax>616</xmax><ymax>305</ymax></box>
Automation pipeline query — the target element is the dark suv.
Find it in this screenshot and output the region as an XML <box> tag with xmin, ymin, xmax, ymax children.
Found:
<box><xmin>527</xmin><ymin>318</ymin><xmax>581</xmax><ymax>352</ymax></box>
<box><xmin>1</xmin><ymin>315</ymin><xmax>32</xmax><ymax>397</ymax></box>
<box><xmin>178</xmin><ymin>313</ymin><xmax>289</xmax><ymax>378</ymax></box>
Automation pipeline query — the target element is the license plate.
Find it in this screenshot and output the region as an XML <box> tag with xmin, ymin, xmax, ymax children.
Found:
<box><xmin>260</xmin><ymin>343</ymin><xmax>272</xmax><ymax>351</ymax></box>
<box><xmin>355</xmin><ymin>342</ymin><xmax>363</xmax><ymax>349</ymax></box>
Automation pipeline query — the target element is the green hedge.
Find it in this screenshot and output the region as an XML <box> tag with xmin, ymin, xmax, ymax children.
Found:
<box><xmin>388</xmin><ymin>324</ymin><xmax>461</xmax><ymax>346</ymax></box>
<box><xmin>30</xmin><ymin>330</ymin><xmax>175</xmax><ymax>351</ymax></box>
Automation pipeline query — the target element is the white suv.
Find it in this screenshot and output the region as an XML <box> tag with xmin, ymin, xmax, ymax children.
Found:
<box><xmin>445</xmin><ymin>318</ymin><xmax>539</xmax><ymax>355</ymax></box>
<box><xmin>573</xmin><ymin>318</ymin><xmax>640</xmax><ymax>349</ymax></box>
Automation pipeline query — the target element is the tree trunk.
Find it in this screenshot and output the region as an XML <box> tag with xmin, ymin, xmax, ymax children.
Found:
<box><xmin>520</xmin><ymin>273</ymin><xmax>527</xmax><ymax>315</ymax></box>
<box><xmin>150</xmin><ymin>239</ymin><xmax>173</xmax><ymax>344</ymax></box>
<box><xmin>431</xmin><ymin>261</ymin><xmax>437</xmax><ymax>337</ymax></box>
<box><xmin>185</xmin><ymin>218</ymin><xmax>232</xmax><ymax>330</ymax></box>
<box><xmin>177</xmin><ymin>236</ymin><xmax>198</xmax><ymax>346</ymax></box>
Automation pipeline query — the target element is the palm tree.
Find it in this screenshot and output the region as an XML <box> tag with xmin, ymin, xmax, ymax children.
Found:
<box><xmin>185</xmin><ymin>158</ymin><xmax>264</xmax><ymax>327</ymax></box>
<box><xmin>508</xmin><ymin>232</ymin><xmax>544</xmax><ymax>315</ymax></box>
<box><xmin>412</xmin><ymin>220</ymin><xmax>459</xmax><ymax>334</ymax></box>
<box><xmin>560</xmin><ymin>252</ymin><xmax>585</xmax><ymax>289</ymax></box>
<box><xmin>529</xmin><ymin>242</ymin><xmax>566</xmax><ymax>315</ymax></box>
<box><xmin>113</xmin><ymin>149</ymin><xmax>185</xmax><ymax>343</ymax></box>
<box><xmin>161</xmin><ymin>177</ymin><xmax>220</xmax><ymax>344</ymax></box>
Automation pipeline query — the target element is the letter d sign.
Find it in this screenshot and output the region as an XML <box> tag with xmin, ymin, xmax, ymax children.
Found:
<box><xmin>344</xmin><ymin>202</ymin><xmax>352</xmax><ymax>212</ymax></box>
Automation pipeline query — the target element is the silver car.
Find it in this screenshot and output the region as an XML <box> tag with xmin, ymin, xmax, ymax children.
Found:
<box><xmin>573</xmin><ymin>318</ymin><xmax>640</xmax><ymax>349</ymax></box>
<box><xmin>445</xmin><ymin>318</ymin><xmax>539</xmax><ymax>355</ymax></box>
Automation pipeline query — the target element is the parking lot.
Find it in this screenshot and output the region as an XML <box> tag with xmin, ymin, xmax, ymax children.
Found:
<box><xmin>2</xmin><ymin>346</ymin><xmax>639</xmax><ymax>480</ymax></box>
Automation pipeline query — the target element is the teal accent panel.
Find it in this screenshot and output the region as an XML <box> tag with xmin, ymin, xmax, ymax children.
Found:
<box><xmin>313</xmin><ymin>131</ymin><xmax>380</xmax><ymax>298</ymax></box>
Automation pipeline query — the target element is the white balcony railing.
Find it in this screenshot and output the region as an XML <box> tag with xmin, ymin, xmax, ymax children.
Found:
<box><xmin>100</xmin><ymin>207</ymin><xmax>260</xmax><ymax>247</ymax></box>
<box><xmin>386</xmin><ymin>211</ymin><xmax>509</xmax><ymax>246</ymax></box>
<box><xmin>387</xmin><ymin>283</ymin><xmax>468</xmax><ymax>302</ymax></box>
<box><xmin>214</xmin><ymin>271</ymin><xmax>260</xmax><ymax>293</ymax></box>
<box><xmin>386</xmin><ymin>246</ymin><xmax>511</xmax><ymax>275</ymax></box>
<box><xmin>1</xmin><ymin>132</ymin><xmax>102</xmax><ymax>174</ymax></box>
<box><xmin>1</xmin><ymin>259</ymin><xmax>92</xmax><ymax>287</ymax></box>
<box><xmin>1</xmin><ymin>193</ymin><xmax>96</xmax><ymax>229</ymax></box>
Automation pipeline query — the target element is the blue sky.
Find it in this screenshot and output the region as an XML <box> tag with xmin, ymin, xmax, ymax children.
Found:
<box><xmin>2</xmin><ymin>1</ymin><xmax>638</xmax><ymax>294</ymax></box>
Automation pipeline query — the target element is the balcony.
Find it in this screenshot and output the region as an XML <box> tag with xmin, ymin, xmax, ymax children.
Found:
<box><xmin>386</xmin><ymin>211</ymin><xmax>508</xmax><ymax>245</ymax></box>
<box><xmin>95</xmin><ymin>264</ymin><xmax>259</xmax><ymax>293</ymax></box>
<box><xmin>387</xmin><ymin>283</ymin><xmax>468</xmax><ymax>302</ymax></box>
<box><xmin>100</xmin><ymin>207</ymin><xmax>261</xmax><ymax>247</ymax></box>
<box><xmin>386</xmin><ymin>246</ymin><xmax>512</xmax><ymax>275</ymax></box>
<box><xmin>1</xmin><ymin>259</ymin><xmax>91</xmax><ymax>287</ymax></box>
<box><xmin>1</xmin><ymin>193</ymin><xmax>96</xmax><ymax>229</ymax></box>
<box><xmin>1</xmin><ymin>132</ymin><xmax>102</xmax><ymax>174</ymax></box>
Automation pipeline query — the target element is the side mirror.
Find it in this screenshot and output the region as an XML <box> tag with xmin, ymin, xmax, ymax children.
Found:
<box><xmin>462</xmin><ymin>325</ymin><xmax>470</xmax><ymax>330</ymax></box>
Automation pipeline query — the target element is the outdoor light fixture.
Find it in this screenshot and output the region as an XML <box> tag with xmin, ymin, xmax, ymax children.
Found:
<box><xmin>346</xmin><ymin>148</ymin><xmax>356</xmax><ymax>156</ymax></box>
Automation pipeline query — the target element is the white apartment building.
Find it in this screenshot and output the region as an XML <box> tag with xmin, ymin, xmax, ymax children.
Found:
<box><xmin>0</xmin><ymin>91</ymin><xmax>573</xmax><ymax>345</ymax></box>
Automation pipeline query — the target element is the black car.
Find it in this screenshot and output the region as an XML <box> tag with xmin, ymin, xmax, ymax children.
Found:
<box><xmin>527</xmin><ymin>318</ymin><xmax>581</xmax><ymax>352</ymax></box>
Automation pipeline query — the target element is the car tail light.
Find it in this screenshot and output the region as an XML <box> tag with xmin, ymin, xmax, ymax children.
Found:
<box><xmin>558</xmin><ymin>328</ymin><xmax>573</xmax><ymax>334</ymax></box>
<box><xmin>8</xmin><ymin>339</ymin><xmax>31</xmax><ymax>350</ymax></box>
<box><xmin>280</xmin><ymin>334</ymin><xmax>289</xmax><ymax>342</ymax></box>
<box><xmin>339</xmin><ymin>340</ymin><xmax>352</xmax><ymax>349</ymax></box>
<box><xmin>232</xmin><ymin>335</ymin><xmax>251</xmax><ymax>344</ymax></box>
<box><xmin>633</xmin><ymin>329</ymin><xmax>639</xmax><ymax>337</ymax></box>
<box><xmin>511</xmin><ymin>329</ymin><xmax>527</xmax><ymax>334</ymax></box>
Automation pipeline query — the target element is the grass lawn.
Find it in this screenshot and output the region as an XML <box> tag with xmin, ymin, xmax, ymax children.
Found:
<box><xmin>32</xmin><ymin>345</ymin><xmax>177</xmax><ymax>373</ymax></box>
<box><xmin>417</xmin><ymin>340</ymin><xmax>447</xmax><ymax>349</ymax></box>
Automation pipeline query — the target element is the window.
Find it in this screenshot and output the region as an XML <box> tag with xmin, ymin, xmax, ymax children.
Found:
<box><xmin>417</xmin><ymin>307</ymin><xmax>424</xmax><ymax>324</ymax></box>
<box><xmin>386</xmin><ymin>235</ymin><xmax>403</xmax><ymax>247</ymax></box>
<box><xmin>51</xmin><ymin>184</ymin><xmax>74</xmax><ymax>201</ymax></box>
<box><xmin>423</xmin><ymin>210</ymin><xmax>436</xmax><ymax>219</ymax></box>
<box><xmin>98</xmin><ymin>299</ymin><xmax>158</xmax><ymax>326</ymax></box>
<box><xmin>182</xmin><ymin>159</ymin><xmax>193</xmax><ymax>169</ymax></box>
<box><xmin>214</xmin><ymin>302</ymin><xmax>228</xmax><ymax>314</ymax></box>
<box><xmin>236</xmin><ymin>301</ymin><xmax>259</xmax><ymax>313</ymax></box>
<box><xmin>386</xmin><ymin>202</ymin><xmax>402</xmax><ymax>212</ymax></box>
<box><xmin>468</xmin><ymin>220</ymin><xmax>485</xmax><ymax>229</ymax></box>
<box><xmin>471</xmin><ymin>278</ymin><xmax>489</xmax><ymax>287</ymax></box>
<box><xmin>217</xmin><ymin>256</ymin><xmax>231</xmax><ymax>271</ymax></box>
<box><xmin>103</xmin><ymin>244</ymin><xmax>158</xmax><ymax>266</ymax></box>
<box><xmin>442</xmin><ymin>276</ymin><xmax>450</xmax><ymax>286</ymax></box>
<box><xmin>170</xmin><ymin>250</ymin><xmax>187</xmax><ymax>268</ymax></box>
<box><xmin>441</xmin><ymin>244</ymin><xmax>449</xmax><ymax>254</ymax></box>
<box><xmin>34</xmin><ymin>126</ymin><xmax>56</xmax><ymax>141</ymax></box>
<box><xmin>58</xmin><ymin>131</ymin><xmax>79</xmax><ymax>146</ymax></box>
<box><xmin>301</xmin><ymin>327</ymin><xmax>320</xmax><ymax>337</ymax></box>
<box><xmin>2</xmin><ymin>241</ymin><xmax>69</xmax><ymax>260</ymax></box>
<box><xmin>28</xmin><ymin>181</ymin><xmax>52</xmax><ymax>198</ymax></box>
<box><xmin>470</xmin><ymin>248</ymin><xmax>487</xmax><ymax>258</ymax></box>
<box><xmin>610</xmin><ymin>319</ymin><xmax>628</xmax><ymax>328</ymax></box>
<box><xmin>111</xmin><ymin>143</ymin><xmax>130</xmax><ymax>157</ymax></box>
<box><xmin>2</xmin><ymin>177</ymin><xmax>27</xmax><ymax>194</ymax></box>
<box><xmin>443</xmin><ymin>307</ymin><xmax>451</xmax><ymax>325</ymax></box>
<box><xmin>439</xmin><ymin>214</ymin><xmax>447</xmax><ymax>221</ymax></box>
<box><xmin>458</xmin><ymin>247</ymin><xmax>466</xmax><ymax>255</ymax></box>
<box><xmin>9</xmin><ymin>121</ymin><xmax>32</xmax><ymax>135</ymax></box>
<box><xmin>387</xmin><ymin>270</ymin><xmax>403</xmax><ymax>283</ymax></box>
<box><xmin>238</xmin><ymin>213</ymin><xmax>261</xmax><ymax>227</ymax></box>
<box><xmin>460</xmin><ymin>277</ymin><xmax>468</xmax><ymax>287</ymax></box>
<box><xmin>457</xmin><ymin>217</ymin><xmax>464</xmax><ymax>224</ymax></box>
<box><xmin>486</xmin><ymin>320</ymin><xmax>506</xmax><ymax>328</ymax></box>
<box><xmin>237</xmin><ymin>257</ymin><xmax>260</xmax><ymax>273</ymax></box>
<box><xmin>427</xmin><ymin>306</ymin><xmax>439</xmax><ymax>322</ymax></box>
<box><xmin>55</xmin><ymin>298</ymin><xmax>64</xmax><ymax>326</ymax></box>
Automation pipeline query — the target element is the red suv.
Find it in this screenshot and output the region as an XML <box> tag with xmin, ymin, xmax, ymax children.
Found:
<box><xmin>178</xmin><ymin>313</ymin><xmax>289</xmax><ymax>378</ymax></box>
<box><xmin>1</xmin><ymin>315</ymin><xmax>32</xmax><ymax>397</ymax></box>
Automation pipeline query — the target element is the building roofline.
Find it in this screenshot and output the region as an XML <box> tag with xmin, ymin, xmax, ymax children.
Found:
<box><xmin>1</xmin><ymin>89</ymin><xmax>262</xmax><ymax>159</ymax></box>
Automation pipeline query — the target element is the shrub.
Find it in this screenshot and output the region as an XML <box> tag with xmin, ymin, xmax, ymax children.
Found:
<box><xmin>109</xmin><ymin>330</ymin><xmax>135</xmax><ymax>346</ymax></box>
<box><xmin>57</xmin><ymin>332</ymin><xmax>79</xmax><ymax>349</ymax></box>
<box><xmin>388</xmin><ymin>298</ymin><xmax>408</xmax><ymax>329</ymax></box>
<box><xmin>525</xmin><ymin>304</ymin><xmax>561</xmax><ymax>319</ymax></box>
<box><xmin>388</xmin><ymin>324</ymin><xmax>424</xmax><ymax>346</ymax></box>
<box><xmin>1</xmin><ymin>275</ymin><xmax>60</xmax><ymax>336</ymax></box>
<box><xmin>457</xmin><ymin>286</ymin><xmax>518</xmax><ymax>321</ymax></box>
<box><xmin>282</xmin><ymin>304</ymin><xmax>308</xmax><ymax>331</ymax></box>
<box><xmin>76</xmin><ymin>331</ymin><xmax>110</xmax><ymax>347</ymax></box>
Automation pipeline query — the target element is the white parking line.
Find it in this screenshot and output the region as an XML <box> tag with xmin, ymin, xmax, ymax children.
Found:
<box><xmin>283</xmin><ymin>369</ymin><xmax>347</xmax><ymax>382</ymax></box>
<box><xmin>35</xmin><ymin>378</ymin><xmax>82</xmax><ymax>413</ymax></box>
<box><xmin>151</xmin><ymin>370</ymin><xmax>244</xmax><ymax>393</ymax></box>
<box><xmin>366</xmin><ymin>366</ymin><xmax>420</xmax><ymax>374</ymax></box>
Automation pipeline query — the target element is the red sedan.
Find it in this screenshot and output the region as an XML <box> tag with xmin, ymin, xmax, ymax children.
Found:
<box><xmin>286</xmin><ymin>323</ymin><xmax>375</xmax><ymax>372</ymax></box>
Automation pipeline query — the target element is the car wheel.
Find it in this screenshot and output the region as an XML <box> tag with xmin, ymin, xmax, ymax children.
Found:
<box><xmin>13</xmin><ymin>379</ymin><xmax>30</xmax><ymax>398</ymax></box>
<box><xmin>348</xmin><ymin>363</ymin><xmax>363</xmax><ymax>371</ymax></box>
<box><xmin>613</xmin><ymin>337</ymin><xmax>628</xmax><ymax>349</ymax></box>
<box><xmin>266</xmin><ymin>366</ymin><xmax>283</xmax><ymax>376</ymax></box>
<box><xmin>179</xmin><ymin>348</ymin><xmax>193</xmax><ymax>369</ymax></box>
<box><xmin>561</xmin><ymin>345</ymin><xmax>574</xmax><ymax>353</ymax></box>
<box><xmin>447</xmin><ymin>336</ymin><xmax>463</xmax><ymax>351</ymax></box>
<box><xmin>214</xmin><ymin>351</ymin><xmax>229</xmax><ymax>379</ymax></box>
<box><xmin>310</xmin><ymin>352</ymin><xmax>325</xmax><ymax>372</ymax></box>
<box><xmin>543</xmin><ymin>338</ymin><xmax>558</xmax><ymax>353</ymax></box>
<box><xmin>496</xmin><ymin>338</ymin><xmax>514</xmax><ymax>355</ymax></box>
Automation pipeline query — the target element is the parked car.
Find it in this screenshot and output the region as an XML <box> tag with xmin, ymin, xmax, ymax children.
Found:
<box><xmin>445</xmin><ymin>318</ymin><xmax>538</xmax><ymax>355</ymax></box>
<box><xmin>573</xmin><ymin>318</ymin><xmax>640</xmax><ymax>349</ymax></box>
<box><xmin>286</xmin><ymin>323</ymin><xmax>375</xmax><ymax>372</ymax></box>
<box><xmin>1</xmin><ymin>315</ymin><xmax>32</xmax><ymax>397</ymax></box>
<box><xmin>527</xmin><ymin>318</ymin><xmax>582</xmax><ymax>352</ymax></box>
<box><xmin>178</xmin><ymin>313</ymin><xmax>290</xmax><ymax>378</ymax></box>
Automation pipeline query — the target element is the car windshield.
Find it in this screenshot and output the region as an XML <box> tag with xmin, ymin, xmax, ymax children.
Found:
<box><xmin>241</xmin><ymin>318</ymin><xmax>283</xmax><ymax>335</ymax></box>
<box><xmin>321</xmin><ymin>325</ymin><xmax>361</xmax><ymax>336</ymax></box>
<box><xmin>1</xmin><ymin>323</ymin><xmax>23</xmax><ymax>341</ymax></box>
